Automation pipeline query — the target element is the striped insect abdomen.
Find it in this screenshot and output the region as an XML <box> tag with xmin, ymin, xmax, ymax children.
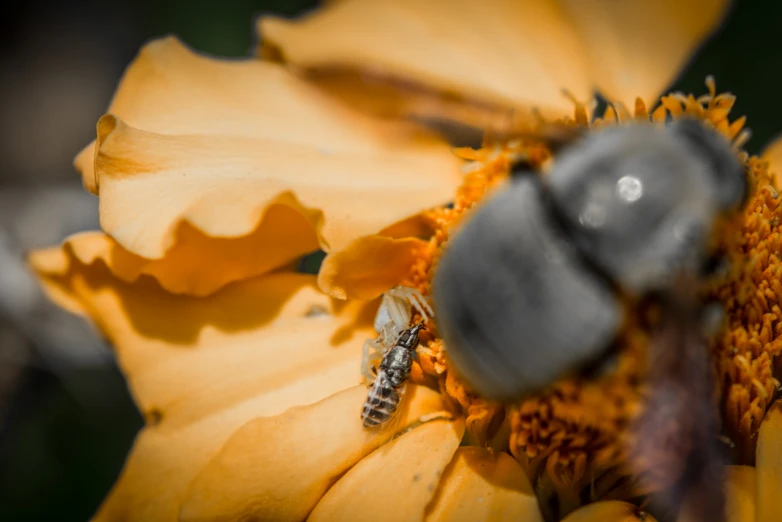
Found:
<box><xmin>361</xmin><ymin>372</ymin><xmax>403</xmax><ymax>428</ymax></box>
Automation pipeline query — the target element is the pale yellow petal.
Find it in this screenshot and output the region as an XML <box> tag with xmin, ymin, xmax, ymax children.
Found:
<box><xmin>29</xmin><ymin>240</ymin><xmax>378</xmax><ymax>430</ymax></box>
<box><xmin>558</xmin><ymin>0</ymin><xmax>731</xmax><ymax>108</ymax></box>
<box><xmin>260</xmin><ymin>0</ymin><xmax>593</xmax><ymax>123</ymax></box>
<box><xmin>92</xmin><ymin>114</ymin><xmax>459</xmax><ymax>293</ymax></box>
<box><xmin>260</xmin><ymin>1</ymin><xmax>729</xmax><ymax>126</ymax></box>
<box><xmin>757</xmin><ymin>399</ymin><xmax>782</xmax><ymax>522</ymax></box>
<box><xmin>308</xmin><ymin>418</ymin><xmax>464</xmax><ymax>522</ymax></box>
<box><xmin>723</xmin><ymin>466</ymin><xmax>755</xmax><ymax>522</ymax></box>
<box><xmin>761</xmin><ymin>135</ymin><xmax>782</xmax><ymax>190</ymax></box>
<box><xmin>78</xmin><ymin>36</ymin><xmax>460</xmax><ymax>296</ymax></box>
<box><xmin>561</xmin><ymin>501</ymin><xmax>656</xmax><ymax>522</ymax></box>
<box><xmin>179</xmin><ymin>385</ymin><xmax>449</xmax><ymax>522</ymax></box>
<box><xmin>425</xmin><ymin>447</ymin><xmax>544</xmax><ymax>522</ymax></box>
<box><xmin>79</xmin><ymin>36</ymin><xmax>451</xmax><ymax>192</ymax></box>
<box><xmin>318</xmin><ymin>235</ymin><xmax>427</xmax><ymax>299</ymax></box>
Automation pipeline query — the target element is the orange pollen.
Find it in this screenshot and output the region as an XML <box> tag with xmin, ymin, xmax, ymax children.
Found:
<box><xmin>401</xmin><ymin>77</ymin><xmax>775</xmax><ymax>510</ymax></box>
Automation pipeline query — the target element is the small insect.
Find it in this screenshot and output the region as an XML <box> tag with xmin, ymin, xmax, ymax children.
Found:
<box><xmin>432</xmin><ymin>118</ymin><xmax>747</xmax><ymax>522</ymax></box>
<box><xmin>360</xmin><ymin>286</ymin><xmax>433</xmax><ymax>382</ymax></box>
<box><xmin>361</xmin><ymin>322</ymin><xmax>425</xmax><ymax>428</ymax></box>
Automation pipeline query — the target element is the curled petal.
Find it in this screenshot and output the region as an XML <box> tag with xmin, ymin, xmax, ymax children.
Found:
<box><xmin>78</xmin><ymin>36</ymin><xmax>451</xmax><ymax>191</ymax></box>
<box><xmin>308</xmin><ymin>418</ymin><xmax>464</xmax><ymax>522</ymax></box>
<box><xmin>723</xmin><ymin>466</ymin><xmax>755</xmax><ymax>522</ymax></box>
<box><xmin>425</xmin><ymin>447</ymin><xmax>543</xmax><ymax>522</ymax></box>
<box><xmin>179</xmin><ymin>385</ymin><xmax>449</xmax><ymax>522</ymax></box>
<box><xmin>757</xmin><ymin>399</ymin><xmax>782</xmax><ymax>522</ymax></box>
<box><xmin>79</xmin><ymin>37</ymin><xmax>461</xmax><ymax>295</ymax></box>
<box><xmin>29</xmin><ymin>240</ymin><xmax>378</xmax><ymax>430</ymax></box>
<box><xmin>30</xmin><ymin>227</ymin><xmax>317</xmax><ymax>297</ymax></box>
<box><xmin>561</xmin><ymin>501</ymin><xmax>655</xmax><ymax>522</ymax></box>
<box><xmin>92</xmin><ymin>114</ymin><xmax>459</xmax><ymax>294</ymax></box>
<box><xmin>318</xmin><ymin>235</ymin><xmax>428</xmax><ymax>299</ymax></box>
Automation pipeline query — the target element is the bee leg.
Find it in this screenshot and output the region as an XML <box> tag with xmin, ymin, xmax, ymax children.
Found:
<box><xmin>361</xmin><ymin>339</ymin><xmax>385</xmax><ymax>382</ymax></box>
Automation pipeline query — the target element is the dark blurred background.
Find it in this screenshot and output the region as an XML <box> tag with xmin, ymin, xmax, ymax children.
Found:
<box><xmin>0</xmin><ymin>1</ymin><xmax>778</xmax><ymax>520</ymax></box>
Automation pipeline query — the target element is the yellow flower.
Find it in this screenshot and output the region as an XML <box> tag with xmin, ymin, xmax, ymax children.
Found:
<box><xmin>25</xmin><ymin>0</ymin><xmax>782</xmax><ymax>521</ymax></box>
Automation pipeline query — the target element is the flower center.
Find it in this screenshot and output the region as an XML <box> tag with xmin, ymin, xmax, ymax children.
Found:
<box><xmin>398</xmin><ymin>78</ymin><xmax>780</xmax><ymax>512</ymax></box>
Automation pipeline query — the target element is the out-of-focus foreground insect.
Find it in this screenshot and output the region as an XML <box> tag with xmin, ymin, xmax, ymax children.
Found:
<box><xmin>361</xmin><ymin>287</ymin><xmax>433</xmax><ymax>428</ymax></box>
<box><xmin>432</xmin><ymin>118</ymin><xmax>747</xmax><ymax>522</ymax></box>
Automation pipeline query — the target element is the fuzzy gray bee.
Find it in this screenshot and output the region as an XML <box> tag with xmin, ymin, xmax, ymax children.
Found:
<box><xmin>361</xmin><ymin>322</ymin><xmax>425</xmax><ymax>428</ymax></box>
<box><xmin>432</xmin><ymin>118</ymin><xmax>747</xmax><ymax>522</ymax></box>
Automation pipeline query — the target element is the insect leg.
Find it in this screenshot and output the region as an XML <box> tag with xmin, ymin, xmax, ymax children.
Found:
<box><xmin>385</xmin><ymin>286</ymin><xmax>434</xmax><ymax>323</ymax></box>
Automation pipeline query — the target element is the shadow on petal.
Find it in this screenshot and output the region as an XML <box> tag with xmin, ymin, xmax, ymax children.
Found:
<box><xmin>30</xmin><ymin>245</ymin><xmax>381</xmax><ymax>431</ymax></box>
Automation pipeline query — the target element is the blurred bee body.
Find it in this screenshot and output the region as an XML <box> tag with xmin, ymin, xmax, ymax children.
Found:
<box><xmin>361</xmin><ymin>323</ymin><xmax>425</xmax><ymax>428</ymax></box>
<box><xmin>433</xmin><ymin>118</ymin><xmax>745</xmax><ymax>400</ymax></box>
<box><xmin>432</xmin><ymin>118</ymin><xmax>747</xmax><ymax>522</ymax></box>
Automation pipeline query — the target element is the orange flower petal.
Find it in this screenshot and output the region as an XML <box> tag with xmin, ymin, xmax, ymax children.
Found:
<box><xmin>260</xmin><ymin>0</ymin><xmax>729</xmax><ymax>125</ymax></box>
<box><xmin>29</xmin><ymin>227</ymin><xmax>318</xmax><ymax>297</ymax></box>
<box><xmin>29</xmin><ymin>241</ymin><xmax>379</xmax><ymax>429</ymax></box>
<box><xmin>92</xmin><ymin>385</ymin><xmax>443</xmax><ymax>522</ymax></box>
<box><xmin>78</xmin><ymin>36</ymin><xmax>453</xmax><ymax>191</ymax></box>
<box><xmin>425</xmin><ymin>447</ymin><xmax>544</xmax><ymax>522</ymax></box>
<box><xmin>558</xmin><ymin>0</ymin><xmax>730</xmax><ymax>108</ymax></box>
<box><xmin>723</xmin><ymin>466</ymin><xmax>755</xmax><ymax>522</ymax></box>
<box><xmin>308</xmin><ymin>418</ymin><xmax>464</xmax><ymax>522</ymax></box>
<box><xmin>318</xmin><ymin>235</ymin><xmax>428</xmax><ymax>299</ymax></box>
<box><xmin>761</xmin><ymin>135</ymin><xmax>782</xmax><ymax>189</ymax></box>
<box><xmin>91</xmin><ymin>113</ymin><xmax>458</xmax><ymax>295</ymax></box>
<box><xmin>179</xmin><ymin>385</ymin><xmax>449</xmax><ymax>522</ymax></box>
<box><xmin>561</xmin><ymin>501</ymin><xmax>655</xmax><ymax>522</ymax></box>
<box><xmin>757</xmin><ymin>399</ymin><xmax>782</xmax><ymax>522</ymax></box>
<box><xmin>79</xmin><ymin>37</ymin><xmax>461</xmax><ymax>295</ymax></box>
<box><xmin>260</xmin><ymin>0</ymin><xmax>593</xmax><ymax>122</ymax></box>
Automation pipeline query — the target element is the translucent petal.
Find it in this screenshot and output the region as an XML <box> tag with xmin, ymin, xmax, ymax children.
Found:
<box><xmin>558</xmin><ymin>0</ymin><xmax>730</xmax><ymax>107</ymax></box>
<box><xmin>260</xmin><ymin>0</ymin><xmax>593</xmax><ymax>123</ymax></box>
<box><xmin>259</xmin><ymin>0</ymin><xmax>729</xmax><ymax>125</ymax></box>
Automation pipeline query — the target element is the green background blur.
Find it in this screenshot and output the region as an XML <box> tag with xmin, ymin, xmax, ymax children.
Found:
<box><xmin>0</xmin><ymin>1</ymin><xmax>779</xmax><ymax>520</ymax></box>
